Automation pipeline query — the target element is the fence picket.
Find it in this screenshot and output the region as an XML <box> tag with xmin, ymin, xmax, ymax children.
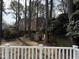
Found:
<box><xmin>10</xmin><ymin>48</ymin><xmax>13</xmax><ymax>59</ymax></box>
<box><xmin>52</xmin><ymin>48</ymin><xmax>53</xmax><ymax>59</ymax></box>
<box><xmin>18</xmin><ymin>48</ymin><xmax>20</xmax><ymax>59</ymax></box>
<box><xmin>44</xmin><ymin>48</ymin><xmax>46</xmax><ymax>59</ymax></box>
<box><xmin>59</xmin><ymin>49</ymin><xmax>61</xmax><ymax>59</ymax></box>
<box><xmin>5</xmin><ymin>45</ymin><xmax>9</xmax><ymax>59</ymax></box>
<box><xmin>32</xmin><ymin>48</ymin><xmax>34</xmax><ymax>59</ymax></box>
<box><xmin>40</xmin><ymin>47</ymin><xmax>42</xmax><ymax>59</ymax></box>
<box><xmin>36</xmin><ymin>48</ymin><xmax>37</xmax><ymax>59</ymax></box>
<box><xmin>62</xmin><ymin>49</ymin><xmax>65</xmax><ymax>59</ymax></box>
<box><xmin>14</xmin><ymin>48</ymin><xmax>16</xmax><ymax>59</ymax></box>
<box><xmin>28</xmin><ymin>48</ymin><xmax>30</xmax><ymax>59</ymax></box>
<box><xmin>2</xmin><ymin>48</ymin><xmax>4</xmax><ymax>59</ymax></box>
<box><xmin>66</xmin><ymin>49</ymin><xmax>68</xmax><ymax>59</ymax></box>
<box><xmin>25</xmin><ymin>48</ymin><xmax>27</xmax><ymax>59</ymax></box>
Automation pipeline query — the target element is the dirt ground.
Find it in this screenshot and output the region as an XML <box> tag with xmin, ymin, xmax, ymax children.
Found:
<box><xmin>0</xmin><ymin>37</ymin><xmax>39</xmax><ymax>46</ymax></box>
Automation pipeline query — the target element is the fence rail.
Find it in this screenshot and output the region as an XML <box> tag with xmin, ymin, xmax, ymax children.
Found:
<box><xmin>0</xmin><ymin>45</ymin><xmax>78</xmax><ymax>59</ymax></box>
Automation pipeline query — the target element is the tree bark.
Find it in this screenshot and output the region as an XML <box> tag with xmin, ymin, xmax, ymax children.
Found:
<box><xmin>66</xmin><ymin>0</ymin><xmax>75</xmax><ymax>18</ymax></box>
<box><xmin>36</xmin><ymin>0</ymin><xmax>39</xmax><ymax>41</ymax></box>
<box><xmin>16</xmin><ymin>11</ymin><xmax>18</xmax><ymax>31</ymax></box>
<box><xmin>45</xmin><ymin>0</ymin><xmax>49</xmax><ymax>43</ymax></box>
<box><xmin>28</xmin><ymin>0</ymin><xmax>32</xmax><ymax>39</ymax></box>
<box><xmin>0</xmin><ymin>0</ymin><xmax>3</xmax><ymax>38</ymax></box>
<box><xmin>18</xmin><ymin>0</ymin><xmax>20</xmax><ymax>31</ymax></box>
<box><xmin>25</xmin><ymin>0</ymin><xmax>27</xmax><ymax>31</ymax></box>
<box><xmin>50</xmin><ymin>0</ymin><xmax>53</xmax><ymax>18</ymax></box>
<box><xmin>36</xmin><ymin>0</ymin><xmax>38</xmax><ymax>31</ymax></box>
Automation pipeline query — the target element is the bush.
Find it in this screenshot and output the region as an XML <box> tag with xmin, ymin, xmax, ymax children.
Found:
<box><xmin>75</xmin><ymin>1</ymin><xmax>79</xmax><ymax>10</ymax></box>
<box><xmin>47</xmin><ymin>17</ymin><xmax>56</xmax><ymax>32</ymax></box>
<box><xmin>49</xmin><ymin>13</ymin><xmax>69</xmax><ymax>36</ymax></box>
<box><xmin>66</xmin><ymin>10</ymin><xmax>79</xmax><ymax>37</ymax></box>
<box><xmin>3</xmin><ymin>27</ymin><xmax>18</xmax><ymax>39</ymax></box>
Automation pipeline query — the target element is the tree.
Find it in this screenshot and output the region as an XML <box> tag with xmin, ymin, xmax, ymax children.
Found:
<box><xmin>65</xmin><ymin>0</ymin><xmax>75</xmax><ymax>17</ymax></box>
<box><xmin>66</xmin><ymin>0</ymin><xmax>79</xmax><ymax>45</ymax></box>
<box><xmin>24</xmin><ymin>0</ymin><xmax>27</xmax><ymax>31</ymax></box>
<box><xmin>27</xmin><ymin>0</ymin><xmax>46</xmax><ymax>39</ymax></box>
<box><xmin>30</xmin><ymin>0</ymin><xmax>46</xmax><ymax>17</ymax></box>
<box><xmin>0</xmin><ymin>0</ymin><xmax>3</xmax><ymax>38</ymax></box>
<box><xmin>57</xmin><ymin>0</ymin><xmax>67</xmax><ymax>13</ymax></box>
<box><xmin>48</xmin><ymin>13</ymin><xmax>68</xmax><ymax>36</ymax></box>
<box><xmin>28</xmin><ymin>0</ymin><xmax>32</xmax><ymax>39</ymax></box>
<box><xmin>50</xmin><ymin>0</ymin><xmax>53</xmax><ymax>18</ymax></box>
<box><xmin>45</xmin><ymin>0</ymin><xmax>49</xmax><ymax>43</ymax></box>
<box><xmin>56</xmin><ymin>14</ymin><xmax>68</xmax><ymax>35</ymax></box>
<box><xmin>0</xmin><ymin>0</ymin><xmax>7</xmax><ymax>38</ymax></box>
<box><xmin>10</xmin><ymin>0</ymin><xmax>24</xmax><ymax>31</ymax></box>
<box><xmin>66</xmin><ymin>10</ymin><xmax>79</xmax><ymax>45</ymax></box>
<box><xmin>75</xmin><ymin>1</ymin><xmax>79</xmax><ymax>10</ymax></box>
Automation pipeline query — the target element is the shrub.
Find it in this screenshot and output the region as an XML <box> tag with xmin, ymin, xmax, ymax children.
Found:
<box><xmin>66</xmin><ymin>10</ymin><xmax>79</xmax><ymax>37</ymax></box>
<box><xmin>49</xmin><ymin>13</ymin><xmax>69</xmax><ymax>36</ymax></box>
<box><xmin>75</xmin><ymin>1</ymin><xmax>79</xmax><ymax>10</ymax></box>
<box><xmin>3</xmin><ymin>27</ymin><xmax>17</xmax><ymax>39</ymax></box>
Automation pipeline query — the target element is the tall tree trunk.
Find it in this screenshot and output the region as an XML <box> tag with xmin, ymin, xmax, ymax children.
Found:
<box><xmin>0</xmin><ymin>0</ymin><xmax>3</xmax><ymax>38</ymax></box>
<box><xmin>16</xmin><ymin>11</ymin><xmax>18</xmax><ymax>31</ymax></box>
<box><xmin>28</xmin><ymin>0</ymin><xmax>32</xmax><ymax>39</ymax></box>
<box><xmin>45</xmin><ymin>0</ymin><xmax>49</xmax><ymax>43</ymax></box>
<box><xmin>66</xmin><ymin>0</ymin><xmax>75</xmax><ymax>18</ymax></box>
<box><xmin>36</xmin><ymin>0</ymin><xmax>39</xmax><ymax>41</ymax></box>
<box><xmin>25</xmin><ymin>0</ymin><xmax>27</xmax><ymax>31</ymax></box>
<box><xmin>50</xmin><ymin>0</ymin><xmax>53</xmax><ymax>18</ymax></box>
<box><xmin>36</xmin><ymin>0</ymin><xmax>38</xmax><ymax>31</ymax></box>
<box><xmin>18</xmin><ymin>0</ymin><xmax>20</xmax><ymax>31</ymax></box>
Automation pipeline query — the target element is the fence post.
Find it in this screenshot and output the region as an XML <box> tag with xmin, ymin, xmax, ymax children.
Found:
<box><xmin>72</xmin><ymin>45</ymin><xmax>78</xmax><ymax>59</ymax></box>
<box><xmin>39</xmin><ymin>44</ymin><xmax>43</xmax><ymax>59</ymax></box>
<box><xmin>5</xmin><ymin>44</ymin><xmax>9</xmax><ymax>59</ymax></box>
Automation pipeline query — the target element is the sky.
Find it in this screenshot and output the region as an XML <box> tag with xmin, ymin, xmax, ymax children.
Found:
<box><xmin>3</xmin><ymin>0</ymin><xmax>15</xmax><ymax>25</ymax></box>
<box><xmin>3</xmin><ymin>0</ymin><xmax>30</xmax><ymax>25</ymax></box>
<box><xmin>3</xmin><ymin>0</ymin><xmax>61</xmax><ymax>25</ymax></box>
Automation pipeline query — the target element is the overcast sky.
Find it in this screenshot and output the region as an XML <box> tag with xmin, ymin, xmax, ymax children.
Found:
<box><xmin>3</xmin><ymin>0</ymin><xmax>61</xmax><ymax>25</ymax></box>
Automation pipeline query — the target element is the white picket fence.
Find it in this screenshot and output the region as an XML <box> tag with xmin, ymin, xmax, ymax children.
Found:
<box><xmin>0</xmin><ymin>45</ymin><xmax>79</xmax><ymax>59</ymax></box>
